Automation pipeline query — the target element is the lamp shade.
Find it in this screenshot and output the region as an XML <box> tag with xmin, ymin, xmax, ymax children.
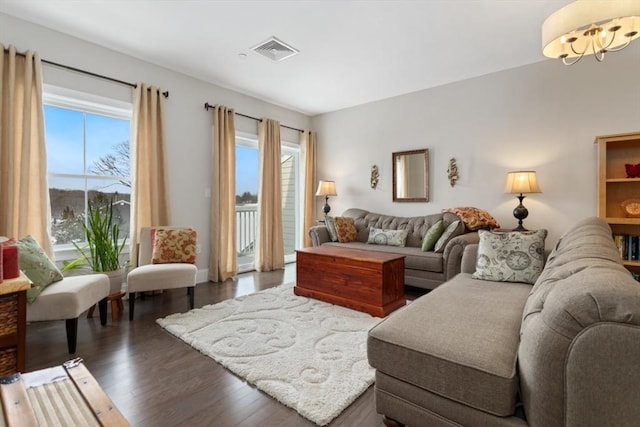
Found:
<box><xmin>542</xmin><ymin>0</ymin><xmax>640</xmax><ymax>60</ymax></box>
<box><xmin>315</xmin><ymin>180</ymin><xmax>337</xmax><ymax>197</ymax></box>
<box><xmin>504</xmin><ymin>171</ymin><xmax>541</xmax><ymax>194</ymax></box>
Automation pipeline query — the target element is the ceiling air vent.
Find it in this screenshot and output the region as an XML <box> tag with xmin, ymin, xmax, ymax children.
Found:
<box><xmin>251</xmin><ymin>36</ymin><xmax>299</xmax><ymax>62</ymax></box>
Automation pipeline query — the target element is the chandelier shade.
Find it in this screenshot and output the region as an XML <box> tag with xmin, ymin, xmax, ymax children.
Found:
<box><xmin>542</xmin><ymin>0</ymin><xmax>640</xmax><ymax>65</ymax></box>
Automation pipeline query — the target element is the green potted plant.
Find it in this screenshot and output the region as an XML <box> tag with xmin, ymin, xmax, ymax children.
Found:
<box><xmin>62</xmin><ymin>196</ymin><xmax>128</xmax><ymax>294</ymax></box>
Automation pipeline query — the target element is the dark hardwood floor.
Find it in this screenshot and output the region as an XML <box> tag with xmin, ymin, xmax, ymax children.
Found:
<box><xmin>25</xmin><ymin>264</ymin><xmax>422</xmax><ymax>427</ymax></box>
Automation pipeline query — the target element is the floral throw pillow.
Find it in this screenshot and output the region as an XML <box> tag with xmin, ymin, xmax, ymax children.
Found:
<box><xmin>151</xmin><ymin>228</ymin><xmax>197</xmax><ymax>264</ymax></box>
<box><xmin>472</xmin><ymin>229</ymin><xmax>547</xmax><ymax>285</ymax></box>
<box><xmin>367</xmin><ymin>228</ymin><xmax>409</xmax><ymax>247</ymax></box>
<box><xmin>15</xmin><ymin>235</ymin><xmax>64</xmax><ymax>303</ymax></box>
<box><xmin>333</xmin><ymin>217</ymin><xmax>358</xmax><ymax>243</ymax></box>
<box><xmin>442</xmin><ymin>207</ymin><xmax>500</xmax><ymax>231</ymax></box>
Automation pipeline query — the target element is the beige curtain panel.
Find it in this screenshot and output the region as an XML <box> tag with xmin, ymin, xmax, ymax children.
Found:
<box><xmin>255</xmin><ymin>118</ymin><xmax>284</xmax><ymax>272</ymax></box>
<box><xmin>209</xmin><ymin>105</ymin><xmax>237</xmax><ymax>282</ymax></box>
<box><xmin>130</xmin><ymin>83</ymin><xmax>169</xmax><ymax>267</ymax></box>
<box><xmin>301</xmin><ymin>130</ymin><xmax>317</xmax><ymax>248</ymax></box>
<box><xmin>0</xmin><ymin>44</ymin><xmax>53</xmax><ymax>256</ymax></box>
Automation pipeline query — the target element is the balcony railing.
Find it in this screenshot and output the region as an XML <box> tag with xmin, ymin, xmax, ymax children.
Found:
<box><xmin>236</xmin><ymin>204</ymin><xmax>258</xmax><ymax>257</ymax></box>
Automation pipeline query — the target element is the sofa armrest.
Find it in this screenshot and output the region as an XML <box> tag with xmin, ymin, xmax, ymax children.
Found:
<box><xmin>461</xmin><ymin>244</ymin><xmax>479</xmax><ymax>274</ymax></box>
<box><xmin>308</xmin><ymin>225</ymin><xmax>330</xmax><ymax>247</ymax></box>
<box><xmin>442</xmin><ymin>232</ymin><xmax>479</xmax><ymax>280</ymax></box>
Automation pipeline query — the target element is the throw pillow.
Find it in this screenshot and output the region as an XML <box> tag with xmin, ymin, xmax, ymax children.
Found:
<box><xmin>442</xmin><ymin>207</ymin><xmax>500</xmax><ymax>231</ymax></box>
<box><xmin>325</xmin><ymin>216</ymin><xmax>339</xmax><ymax>242</ymax></box>
<box><xmin>472</xmin><ymin>229</ymin><xmax>547</xmax><ymax>285</ymax></box>
<box><xmin>333</xmin><ymin>217</ymin><xmax>358</xmax><ymax>243</ymax></box>
<box><xmin>15</xmin><ymin>235</ymin><xmax>63</xmax><ymax>303</ymax></box>
<box><xmin>434</xmin><ymin>220</ymin><xmax>464</xmax><ymax>253</ymax></box>
<box><xmin>151</xmin><ymin>228</ymin><xmax>197</xmax><ymax>264</ymax></box>
<box><xmin>421</xmin><ymin>219</ymin><xmax>445</xmax><ymax>252</ymax></box>
<box><xmin>367</xmin><ymin>228</ymin><xmax>409</xmax><ymax>247</ymax></box>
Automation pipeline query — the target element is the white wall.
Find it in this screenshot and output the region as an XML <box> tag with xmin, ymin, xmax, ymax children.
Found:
<box><xmin>312</xmin><ymin>43</ymin><xmax>640</xmax><ymax>246</ymax></box>
<box><xmin>1</xmin><ymin>13</ymin><xmax>312</xmax><ymax>281</ymax></box>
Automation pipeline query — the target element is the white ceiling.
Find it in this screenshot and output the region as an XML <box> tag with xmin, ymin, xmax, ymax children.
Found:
<box><xmin>0</xmin><ymin>0</ymin><xmax>573</xmax><ymax>116</ymax></box>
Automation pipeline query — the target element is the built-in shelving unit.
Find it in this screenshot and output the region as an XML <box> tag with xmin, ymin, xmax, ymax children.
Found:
<box><xmin>596</xmin><ymin>131</ymin><xmax>640</xmax><ymax>274</ymax></box>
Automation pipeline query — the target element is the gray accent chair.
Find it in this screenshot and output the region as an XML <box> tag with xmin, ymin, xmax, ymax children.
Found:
<box><xmin>368</xmin><ymin>217</ymin><xmax>640</xmax><ymax>426</ymax></box>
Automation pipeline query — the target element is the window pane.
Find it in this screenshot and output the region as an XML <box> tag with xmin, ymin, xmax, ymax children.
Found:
<box><xmin>87</xmin><ymin>178</ymin><xmax>131</xmax><ymax>241</ymax></box>
<box><xmin>86</xmin><ymin>113</ymin><xmax>130</xmax><ymax>179</ymax></box>
<box><xmin>49</xmin><ymin>176</ymin><xmax>86</xmax><ymax>246</ymax></box>
<box><xmin>45</xmin><ymin>105</ymin><xmax>84</xmax><ymax>174</ymax></box>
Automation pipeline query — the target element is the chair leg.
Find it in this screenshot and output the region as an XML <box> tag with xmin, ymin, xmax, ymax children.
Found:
<box><xmin>65</xmin><ymin>318</ymin><xmax>78</xmax><ymax>354</ymax></box>
<box><xmin>98</xmin><ymin>297</ymin><xmax>108</xmax><ymax>326</ymax></box>
<box><xmin>188</xmin><ymin>286</ymin><xmax>195</xmax><ymax>309</ymax></box>
<box><xmin>129</xmin><ymin>292</ymin><xmax>136</xmax><ymax>321</ymax></box>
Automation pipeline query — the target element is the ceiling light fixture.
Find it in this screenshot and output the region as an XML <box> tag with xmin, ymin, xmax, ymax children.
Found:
<box><xmin>542</xmin><ymin>0</ymin><xmax>640</xmax><ymax>65</ymax></box>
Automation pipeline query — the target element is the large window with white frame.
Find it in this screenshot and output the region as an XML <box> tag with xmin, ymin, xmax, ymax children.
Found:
<box><xmin>43</xmin><ymin>87</ymin><xmax>132</xmax><ymax>255</ymax></box>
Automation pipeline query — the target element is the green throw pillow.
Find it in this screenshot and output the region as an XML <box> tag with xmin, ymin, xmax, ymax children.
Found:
<box><xmin>15</xmin><ymin>235</ymin><xmax>63</xmax><ymax>303</ymax></box>
<box><xmin>421</xmin><ymin>220</ymin><xmax>445</xmax><ymax>251</ymax></box>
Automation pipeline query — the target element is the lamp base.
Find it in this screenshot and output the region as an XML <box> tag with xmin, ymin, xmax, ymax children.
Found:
<box><xmin>323</xmin><ymin>196</ymin><xmax>331</xmax><ymax>215</ymax></box>
<box><xmin>513</xmin><ymin>194</ymin><xmax>529</xmax><ymax>232</ymax></box>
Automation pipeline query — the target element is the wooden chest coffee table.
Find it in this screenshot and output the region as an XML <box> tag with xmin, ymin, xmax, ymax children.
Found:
<box><xmin>295</xmin><ymin>246</ymin><xmax>406</xmax><ymax>317</ymax></box>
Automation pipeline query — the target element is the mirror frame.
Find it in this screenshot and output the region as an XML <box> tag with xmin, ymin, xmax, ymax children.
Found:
<box><xmin>392</xmin><ymin>149</ymin><xmax>429</xmax><ymax>202</ymax></box>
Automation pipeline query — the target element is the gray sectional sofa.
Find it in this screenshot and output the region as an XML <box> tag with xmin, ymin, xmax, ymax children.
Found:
<box><xmin>308</xmin><ymin>208</ymin><xmax>480</xmax><ymax>290</ymax></box>
<box><xmin>367</xmin><ymin>217</ymin><xmax>640</xmax><ymax>427</ymax></box>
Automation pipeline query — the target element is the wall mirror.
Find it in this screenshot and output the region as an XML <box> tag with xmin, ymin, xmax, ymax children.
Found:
<box><xmin>392</xmin><ymin>149</ymin><xmax>429</xmax><ymax>202</ymax></box>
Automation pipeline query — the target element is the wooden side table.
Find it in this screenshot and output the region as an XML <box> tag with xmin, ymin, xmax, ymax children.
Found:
<box><xmin>0</xmin><ymin>272</ymin><xmax>31</xmax><ymax>375</ymax></box>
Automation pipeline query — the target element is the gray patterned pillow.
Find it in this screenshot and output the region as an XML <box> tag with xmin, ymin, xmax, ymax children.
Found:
<box><xmin>325</xmin><ymin>216</ymin><xmax>339</xmax><ymax>242</ymax></box>
<box><xmin>434</xmin><ymin>220</ymin><xmax>464</xmax><ymax>253</ymax></box>
<box><xmin>367</xmin><ymin>228</ymin><xmax>409</xmax><ymax>247</ymax></box>
<box><xmin>472</xmin><ymin>229</ymin><xmax>547</xmax><ymax>285</ymax></box>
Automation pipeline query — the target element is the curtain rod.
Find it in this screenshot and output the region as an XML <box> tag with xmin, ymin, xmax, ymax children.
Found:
<box><xmin>7</xmin><ymin>48</ymin><xmax>169</xmax><ymax>98</ymax></box>
<box><xmin>204</xmin><ymin>102</ymin><xmax>303</xmax><ymax>133</ymax></box>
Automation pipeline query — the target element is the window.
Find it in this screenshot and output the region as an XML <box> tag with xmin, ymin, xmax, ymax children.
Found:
<box><xmin>43</xmin><ymin>87</ymin><xmax>132</xmax><ymax>253</ymax></box>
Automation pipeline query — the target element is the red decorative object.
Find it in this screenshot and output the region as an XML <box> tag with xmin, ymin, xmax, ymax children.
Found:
<box><xmin>625</xmin><ymin>163</ymin><xmax>640</xmax><ymax>178</ymax></box>
<box><xmin>1</xmin><ymin>244</ymin><xmax>19</xmax><ymax>280</ymax></box>
<box><xmin>0</xmin><ymin>246</ymin><xmax>3</xmax><ymax>283</ymax></box>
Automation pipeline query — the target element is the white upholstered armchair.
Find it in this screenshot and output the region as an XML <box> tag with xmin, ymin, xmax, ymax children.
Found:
<box><xmin>126</xmin><ymin>227</ymin><xmax>198</xmax><ymax>320</ymax></box>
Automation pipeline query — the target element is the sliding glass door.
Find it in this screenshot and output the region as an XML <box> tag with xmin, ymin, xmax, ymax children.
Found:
<box><xmin>235</xmin><ymin>137</ymin><xmax>300</xmax><ymax>272</ymax></box>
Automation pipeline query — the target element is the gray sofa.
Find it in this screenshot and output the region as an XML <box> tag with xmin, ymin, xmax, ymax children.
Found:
<box><xmin>367</xmin><ymin>217</ymin><xmax>640</xmax><ymax>426</ymax></box>
<box><xmin>308</xmin><ymin>208</ymin><xmax>480</xmax><ymax>290</ymax></box>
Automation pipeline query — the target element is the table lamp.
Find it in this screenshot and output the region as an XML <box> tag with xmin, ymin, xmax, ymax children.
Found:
<box><xmin>316</xmin><ymin>180</ymin><xmax>337</xmax><ymax>215</ymax></box>
<box><xmin>504</xmin><ymin>171</ymin><xmax>541</xmax><ymax>231</ymax></box>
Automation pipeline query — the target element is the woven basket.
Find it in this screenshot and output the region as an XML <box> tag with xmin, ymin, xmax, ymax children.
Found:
<box><xmin>0</xmin><ymin>348</ymin><xmax>17</xmax><ymax>377</ymax></box>
<box><xmin>0</xmin><ymin>296</ymin><xmax>17</xmax><ymax>336</ymax></box>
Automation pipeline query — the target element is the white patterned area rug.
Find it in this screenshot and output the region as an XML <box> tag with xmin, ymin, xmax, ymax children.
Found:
<box><xmin>156</xmin><ymin>283</ymin><xmax>382</xmax><ymax>426</ymax></box>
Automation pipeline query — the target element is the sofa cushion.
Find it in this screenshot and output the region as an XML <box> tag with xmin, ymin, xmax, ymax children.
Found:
<box><xmin>324</xmin><ymin>216</ymin><xmax>339</xmax><ymax>242</ymax></box>
<box><xmin>367</xmin><ymin>228</ymin><xmax>409</xmax><ymax>247</ymax></box>
<box><xmin>368</xmin><ymin>273</ymin><xmax>531</xmax><ymax>416</ymax></box>
<box><xmin>323</xmin><ymin>241</ymin><xmax>443</xmax><ymax>273</ymax></box>
<box><xmin>421</xmin><ymin>219</ymin><xmax>444</xmax><ymax>251</ymax></box>
<box><xmin>334</xmin><ymin>217</ymin><xmax>358</xmax><ymax>243</ymax></box>
<box><xmin>434</xmin><ymin>220</ymin><xmax>464</xmax><ymax>253</ymax></box>
<box><xmin>472</xmin><ymin>229</ymin><xmax>547</xmax><ymax>284</ymax></box>
<box><xmin>443</xmin><ymin>206</ymin><xmax>500</xmax><ymax>230</ymax></box>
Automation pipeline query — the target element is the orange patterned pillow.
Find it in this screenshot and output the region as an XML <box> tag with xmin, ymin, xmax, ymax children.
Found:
<box><xmin>442</xmin><ymin>207</ymin><xmax>500</xmax><ymax>231</ymax></box>
<box><xmin>333</xmin><ymin>217</ymin><xmax>358</xmax><ymax>243</ymax></box>
<box><xmin>151</xmin><ymin>228</ymin><xmax>197</xmax><ymax>264</ymax></box>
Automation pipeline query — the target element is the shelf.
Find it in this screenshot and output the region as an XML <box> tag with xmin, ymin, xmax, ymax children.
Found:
<box><xmin>606</xmin><ymin>178</ymin><xmax>640</xmax><ymax>183</ymax></box>
<box><xmin>622</xmin><ymin>260</ymin><xmax>640</xmax><ymax>267</ymax></box>
<box><xmin>606</xmin><ymin>217</ymin><xmax>640</xmax><ymax>225</ymax></box>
